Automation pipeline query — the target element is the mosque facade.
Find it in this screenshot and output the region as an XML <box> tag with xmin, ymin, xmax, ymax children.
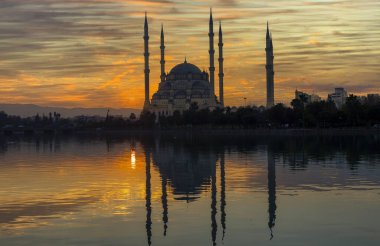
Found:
<box><xmin>142</xmin><ymin>10</ymin><xmax>224</xmax><ymax>116</ymax></box>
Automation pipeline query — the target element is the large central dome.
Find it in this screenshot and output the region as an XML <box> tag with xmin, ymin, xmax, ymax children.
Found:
<box><xmin>169</xmin><ymin>60</ymin><xmax>202</xmax><ymax>75</ymax></box>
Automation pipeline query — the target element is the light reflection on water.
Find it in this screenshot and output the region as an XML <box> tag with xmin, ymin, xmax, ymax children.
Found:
<box><xmin>0</xmin><ymin>135</ymin><xmax>379</xmax><ymax>245</ymax></box>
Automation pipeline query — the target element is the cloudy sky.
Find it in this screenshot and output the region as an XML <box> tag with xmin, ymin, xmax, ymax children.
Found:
<box><xmin>0</xmin><ymin>0</ymin><xmax>379</xmax><ymax>108</ymax></box>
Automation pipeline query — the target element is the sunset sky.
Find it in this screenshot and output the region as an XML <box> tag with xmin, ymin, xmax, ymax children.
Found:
<box><xmin>0</xmin><ymin>0</ymin><xmax>379</xmax><ymax>109</ymax></box>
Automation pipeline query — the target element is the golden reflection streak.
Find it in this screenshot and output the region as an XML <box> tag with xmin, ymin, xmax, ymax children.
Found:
<box><xmin>131</xmin><ymin>149</ymin><xmax>136</xmax><ymax>169</ymax></box>
<box><xmin>0</xmin><ymin>144</ymin><xmax>155</xmax><ymax>234</ymax></box>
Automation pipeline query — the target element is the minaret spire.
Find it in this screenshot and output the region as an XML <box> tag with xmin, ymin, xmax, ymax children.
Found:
<box><xmin>209</xmin><ymin>8</ymin><xmax>215</xmax><ymax>98</ymax></box>
<box><xmin>266</xmin><ymin>21</ymin><xmax>275</xmax><ymax>108</ymax></box>
<box><xmin>160</xmin><ymin>24</ymin><xmax>166</xmax><ymax>83</ymax></box>
<box><xmin>218</xmin><ymin>20</ymin><xmax>224</xmax><ymax>107</ymax></box>
<box><xmin>143</xmin><ymin>12</ymin><xmax>150</xmax><ymax>110</ymax></box>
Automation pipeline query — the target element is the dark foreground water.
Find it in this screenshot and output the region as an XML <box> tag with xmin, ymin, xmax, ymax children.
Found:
<box><xmin>0</xmin><ymin>134</ymin><xmax>379</xmax><ymax>246</ymax></box>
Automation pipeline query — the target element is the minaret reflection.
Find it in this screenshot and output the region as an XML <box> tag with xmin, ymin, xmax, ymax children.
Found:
<box><xmin>211</xmin><ymin>156</ymin><xmax>217</xmax><ymax>246</ymax></box>
<box><xmin>220</xmin><ymin>152</ymin><xmax>226</xmax><ymax>240</ymax></box>
<box><xmin>145</xmin><ymin>149</ymin><xmax>152</xmax><ymax>246</ymax></box>
<box><xmin>267</xmin><ymin>148</ymin><xmax>277</xmax><ymax>240</ymax></box>
<box><xmin>147</xmin><ymin>138</ymin><xmax>222</xmax><ymax>244</ymax></box>
<box><xmin>153</xmin><ymin>137</ymin><xmax>169</xmax><ymax>236</ymax></box>
<box><xmin>161</xmin><ymin>174</ymin><xmax>168</xmax><ymax>236</ymax></box>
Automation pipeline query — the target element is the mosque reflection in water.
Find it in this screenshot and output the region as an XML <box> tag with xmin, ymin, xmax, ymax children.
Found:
<box><xmin>141</xmin><ymin>138</ymin><xmax>277</xmax><ymax>245</ymax></box>
<box><xmin>1</xmin><ymin>135</ymin><xmax>379</xmax><ymax>245</ymax></box>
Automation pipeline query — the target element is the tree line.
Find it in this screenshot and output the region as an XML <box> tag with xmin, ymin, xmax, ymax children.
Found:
<box><xmin>1</xmin><ymin>95</ymin><xmax>380</xmax><ymax>131</ymax></box>
<box><xmin>141</xmin><ymin>95</ymin><xmax>380</xmax><ymax>128</ymax></box>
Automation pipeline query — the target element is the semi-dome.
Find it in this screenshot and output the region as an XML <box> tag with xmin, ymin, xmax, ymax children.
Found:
<box><xmin>169</xmin><ymin>60</ymin><xmax>202</xmax><ymax>75</ymax></box>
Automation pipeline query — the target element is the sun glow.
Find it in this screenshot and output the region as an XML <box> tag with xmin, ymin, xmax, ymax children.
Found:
<box><xmin>0</xmin><ymin>1</ymin><xmax>379</xmax><ymax>108</ymax></box>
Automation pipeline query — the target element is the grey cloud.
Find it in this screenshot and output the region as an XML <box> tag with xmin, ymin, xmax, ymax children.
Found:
<box><xmin>0</xmin><ymin>0</ymin><xmax>379</xmax><ymax>107</ymax></box>
<box><xmin>217</xmin><ymin>0</ymin><xmax>238</xmax><ymax>6</ymax></box>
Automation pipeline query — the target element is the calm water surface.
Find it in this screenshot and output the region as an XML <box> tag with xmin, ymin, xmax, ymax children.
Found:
<box><xmin>0</xmin><ymin>135</ymin><xmax>379</xmax><ymax>246</ymax></box>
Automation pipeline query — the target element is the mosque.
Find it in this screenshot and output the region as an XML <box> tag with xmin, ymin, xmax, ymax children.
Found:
<box><xmin>142</xmin><ymin>10</ymin><xmax>224</xmax><ymax>116</ymax></box>
<box><xmin>142</xmin><ymin>10</ymin><xmax>276</xmax><ymax>114</ymax></box>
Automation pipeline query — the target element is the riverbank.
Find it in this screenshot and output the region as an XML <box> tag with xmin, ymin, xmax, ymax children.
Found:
<box><xmin>81</xmin><ymin>127</ymin><xmax>380</xmax><ymax>137</ymax></box>
<box><xmin>2</xmin><ymin>127</ymin><xmax>379</xmax><ymax>138</ymax></box>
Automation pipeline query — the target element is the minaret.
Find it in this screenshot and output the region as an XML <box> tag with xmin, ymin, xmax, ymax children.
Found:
<box><xmin>266</xmin><ymin>22</ymin><xmax>275</xmax><ymax>108</ymax></box>
<box><xmin>218</xmin><ymin>20</ymin><xmax>224</xmax><ymax>107</ymax></box>
<box><xmin>160</xmin><ymin>24</ymin><xmax>166</xmax><ymax>83</ymax></box>
<box><xmin>209</xmin><ymin>9</ymin><xmax>215</xmax><ymax>97</ymax></box>
<box><xmin>143</xmin><ymin>12</ymin><xmax>150</xmax><ymax>110</ymax></box>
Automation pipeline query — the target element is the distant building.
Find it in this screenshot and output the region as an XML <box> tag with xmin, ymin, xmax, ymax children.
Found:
<box><xmin>230</xmin><ymin>106</ymin><xmax>238</xmax><ymax>113</ymax></box>
<box><xmin>358</xmin><ymin>96</ymin><xmax>367</xmax><ymax>104</ymax></box>
<box><xmin>295</xmin><ymin>90</ymin><xmax>321</xmax><ymax>104</ymax></box>
<box><xmin>328</xmin><ymin>88</ymin><xmax>348</xmax><ymax>109</ymax></box>
<box><xmin>367</xmin><ymin>94</ymin><xmax>380</xmax><ymax>105</ymax></box>
<box><xmin>310</xmin><ymin>94</ymin><xmax>322</xmax><ymax>103</ymax></box>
